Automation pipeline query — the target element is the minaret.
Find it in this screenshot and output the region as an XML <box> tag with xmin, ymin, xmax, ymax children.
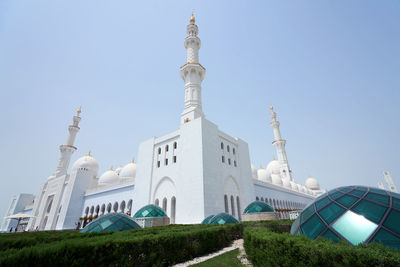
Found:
<box><xmin>269</xmin><ymin>106</ymin><xmax>292</xmax><ymax>180</ymax></box>
<box><xmin>180</xmin><ymin>13</ymin><xmax>206</xmax><ymax>124</ymax></box>
<box><xmin>53</xmin><ymin>107</ymin><xmax>82</xmax><ymax>178</ymax></box>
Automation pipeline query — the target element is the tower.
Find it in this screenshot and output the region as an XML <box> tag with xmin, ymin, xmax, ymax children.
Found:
<box><xmin>269</xmin><ymin>106</ymin><xmax>292</xmax><ymax>180</ymax></box>
<box><xmin>383</xmin><ymin>171</ymin><xmax>398</xmax><ymax>193</ymax></box>
<box><xmin>180</xmin><ymin>13</ymin><xmax>206</xmax><ymax>124</ymax></box>
<box><xmin>53</xmin><ymin>107</ymin><xmax>81</xmax><ymax>178</ymax></box>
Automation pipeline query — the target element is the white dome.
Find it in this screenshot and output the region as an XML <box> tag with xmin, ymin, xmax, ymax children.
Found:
<box><xmin>251</xmin><ymin>164</ymin><xmax>258</xmax><ymax>179</ymax></box>
<box><xmin>120</xmin><ymin>162</ymin><xmax>137</xmax><ymax>179</ymax></box>
<box><xmin>282</xmin><ymin>177</ymin><xmax>291</xmax><ymax>188</ymax></box>
<box><xmin>271</xmin><ymin>174</ymin><xmax>282</xmax><ymax>185</ymax></box>
<box><xmin>290</xmin><ymin>181</ymin><xmax>298</xmax><ymax>191</ymax></box>
<box><xmin>257</xmin><ymin>168</ymin><xmax>272</xmax><ymax>183</ymax></box>
<box><xmin>72</xmin><ymin>154</ymin><xmax>99</xmax><ymax>176</ymax></box>
<box><xmin>305</xmin><ymin>177</ymin><xmax>320</xmax><ymax>190</ymax></box>
<box><xmin>266</xmin><ymin>160</ymin><xmax>281</xmax><ymax>178</ymax></box>
<box><xmin>98</xmin><ymin>169</ymin><xmax>119</xmax><ymax>184</ymax></box>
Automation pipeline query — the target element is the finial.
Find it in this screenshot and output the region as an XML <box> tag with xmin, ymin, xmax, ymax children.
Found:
<box><xmin>273</xmin><ymin>153</ymin><xmax>275</xmax><ymax>160</ymax></box>
<box><xmin>87</xmin><ymin>150</ymin><xmax>91</xmax><ymax>157</ymax></box>
<box><xmin>190</xmin><ymin>12</ymin><xmax>195</xmax><ymax>23</ymax></box>
<box><xmin>260</xmin><ymin>164</ymin><xmax>263</xmax><ymax>169</ymax></box>
<box><xmin>77</xmin><ymin>105</ymin><xmax>82</xmax><ymax>116</ymax></box>
<box><xmin>269</xmin><ymin>105</ymin><xmax>273</xmax><ymax>111</ymax></box>
<box><xmin>110</xmin><ymin>165</ymin><xmax>113</xmax><ymax>171</ymax></box>
<box><xmin>132</xmin><ymin>158</ymin><xmax>135</xmax><ymax>163</ymax></box>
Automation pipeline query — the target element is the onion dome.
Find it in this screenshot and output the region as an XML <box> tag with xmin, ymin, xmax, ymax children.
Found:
<box><xmin>305</xmin><ymin>176</ymin><xmax>320</xmax><ymax>190</ymax></box>
<box><xmin>244</xmin><ymin>201</ymin><xmax>275</xmax><ymax>214</ymax></box>
<box><xmin>72</xmin><ymin>152</ymin><xmax>99</xmax><ymax>176</ymax></box>
<box><xmin>258</xmin><ymin>166</ymin><xmax>272</xmax><ymax>183</ymax></box>
<box><xmin>80</xmin><ymin>213</ymin><xmax>140</xmax><ymax>233</ymax></box>
<box><xmin>98</xmin><ymin>167</ymin><xmax>119</xmax><ymax>185</ymax></box>
<box><xmin>120</xmin><ymin>159</ymin><xmax>137</xmax><ymax>179</ymax></box>
<box><xmin>201</xmin><ymin>215</ymin><xmax>214</xmax><ymax>224</ymax></box>
<box><xmin>271</xmin><ymin>174</ymin><xmax>283</xmax><ymax>185</ymax></box>
<box><xmin>208</xmin><ymin>213</ymin><xmax>239</xmax><ymax>225</ymax></box>
<box><xmin>133</xmin><ymin>204</ymin><xmax>168</xmax><ymax>218</ymax></box>
<box><xmin>251</xmin><ymin>164</ymin><xmax>258</xmax><ymax>179</ymax></box>
<box><xmin>282</xmin><ymin>177</ymin><xmax>291</xmax><ymax>188</ymax></box>
<box><xmin>266</xmin><ymin>160</ymin><xmax>281</xmax><ymax>178</ymax></box>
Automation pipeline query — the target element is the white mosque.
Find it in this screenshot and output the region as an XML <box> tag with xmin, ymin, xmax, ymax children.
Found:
<box><xmin>1</xmin><ymin>14</ymin><xmax>323</xmax><ymax>232</ymax></box>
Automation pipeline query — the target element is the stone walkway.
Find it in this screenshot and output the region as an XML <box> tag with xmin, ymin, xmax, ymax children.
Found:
<box><xmin>171</xmin><ymin>239</ymin><xmax>253</xmax><ymax>267</ymax></box>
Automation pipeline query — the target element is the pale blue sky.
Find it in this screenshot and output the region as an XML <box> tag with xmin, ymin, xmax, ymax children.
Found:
<box><xmin>0</xmin><ymin>1</ymin><xmax>399</xmax><ymax>218</ymax></box>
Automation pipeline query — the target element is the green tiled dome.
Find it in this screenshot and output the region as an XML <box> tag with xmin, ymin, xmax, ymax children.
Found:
<box><xmin>201</xmin><ymin>215</ymin><xmax>214</xmax><ymax>224</ymax></box>
<box><xmin>244</xmin><ymin>201</ymin><xmax>275</xmax><ymax>214</ymax></box>
<box><xmin>291</xmin><ymin>186</ymin><xmax>400</xmax><ymax>250</ymax></box>
<box><xmin>208</xmin><ymin>213</ymin><xmax>239</xmax><ymax>225</ymax></box>
<box><xmin>133</xmin><ymin>204</ymin><xmax>168</xmax><ymax>218</ymax></box>
<box><xmin>81</xmin><ymin>213</ymin><xmax>141</xmax><ymax>233</ymax></box>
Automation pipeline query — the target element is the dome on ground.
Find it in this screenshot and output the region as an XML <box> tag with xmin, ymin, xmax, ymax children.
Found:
<box><xmin>80</xmin><ymin>213</ymin><xmax>140</xmax><ymax>233</ymax></box>
<box><xmin>244</xmin><ymin>201</ymin><xmax>275</xmax><ymax>214</ymax></box>
<box><xmin>120</xmin><ymin>161</ymin><xmax>137</xmax><ymax>179</ymax></box>
<box><xmin>133</xmin><ymin>204</ymin><xmax>168</xmax><ymax>218</ymax></box>
<box><xmin>72</xmin><ymin>154</ymin><xmax>99</xmax><ymax>176</ymax></box>
<box><xmin>305</xmin><ymin>177</ymin><xmax>320</xmax><ymax>190</ymax></box>
<box><xmin>251</xmin><ymin>164</ymin><xmax>258</xmax><ymax>179</ymax></box>
<box><xmin>282</xmin><ymin>177</ymin><xmax>291</xmax><ymax>188</ymax></box>
<box><xmin>201</xmin><ymin>215</ymin><xmax>214</xmax><ymax>224</ymax></box>
<box><xmin>258</xmin><ymin>167</ymin><xmax>271</xmax><ymax>183</ymax></box>
<box><xmin>291</xmin><ymin>186</ymin><xmax>400</xmax><ymax>250</ymax></box>
<box><xmin>266</xmin><ymin>160</ymin><xmax>281</xmax><ymax>177</ymax></box>
<box><xmin>208</xmin><ymin>213</ymin><xmax>239</xmax><ymax>225</ymax></box>
<box><xmin>271</xmin><ymin>174</ymin><xmax>282</xmax><ymax>185</ymax></box>
<box><xmin>98</xmin><ymin>169</ymin><xmax>119</xmax><ymax>184</ymax></box>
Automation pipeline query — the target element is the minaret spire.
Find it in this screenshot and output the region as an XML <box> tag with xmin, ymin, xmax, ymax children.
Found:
<box><xmin>53</xmin><ymin>107</ymin><xmax>81</xmax><ymax>178</ymax></box>
<box><xmin>180</xmin><ymin>13</ymin><xmax>206</xmax><ymax>124</ymax></box>
<box><xmin>269</xmin><ymin>106</ymin><xmax>292</xmax><ymax>180</ymax></box>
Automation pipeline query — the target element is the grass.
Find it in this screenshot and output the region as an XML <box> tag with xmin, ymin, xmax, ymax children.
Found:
<box><xmin>191</xmin><ymin>248</ymin><xmax>243</xmax><ymax>267</ymax></box>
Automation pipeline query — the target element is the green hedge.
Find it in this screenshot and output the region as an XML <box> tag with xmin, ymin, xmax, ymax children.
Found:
<box><xmin>0</xmin><ymin>224</ymin><xmax>242</xmax><ymax>266</ymax></box>
<box><xmin>244</xmin><ymin>227</ymin><xmax>400</xmax><ymax>267</ymax></box>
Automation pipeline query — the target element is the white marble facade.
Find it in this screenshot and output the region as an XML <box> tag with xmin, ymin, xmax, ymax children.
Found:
<box><xmin>1</xmin><ymin>15</ymin><xmax>322</xmax><ymax>232</ymax></box>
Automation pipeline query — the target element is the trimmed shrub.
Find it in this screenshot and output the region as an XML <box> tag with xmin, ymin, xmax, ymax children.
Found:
<box><xmin>0</xmin><ymin>224</ymin><xmax>242</xmax><ymax>266</ymax></box>
<box><xmin>244</xmin><ymin>227</ymin><xmax>400</xmax><ymax>267</ymax></box>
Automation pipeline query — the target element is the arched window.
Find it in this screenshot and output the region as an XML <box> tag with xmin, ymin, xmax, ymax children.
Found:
<box><xmin>101</xmin><ymin>204</ymin><xmax>105</xmax><ymax>215</ymax></box>
<box><xmin>166</xmin><ymin>145</ymin><xmax>169</xmax><ymax>152</ymax></box>
<box><xmin>224</xmin><ymin>195</ymin><xmax>229</xmax><ymax>213</ymax></box>
<box><xmin>222</xmin><ymin>156</ymin><xmax>225</xmax><ymax>163</ymax></box>
<box><xmin>174</xmin><ymin>142</ymin><xmax>177</xmax><ymax>149</ymax></box>
<box><xmin>90</xmin><ymin>206</ymin><xmax>94</xmax><ymax>215</ymax></box>
<box><xmin>163</xmin><ymin>197</ymin><xmax>167</xmax><ymax>213</ymax></box>
<box><xmin>221</xmin><ymin>142</ymin><xmax>224</xmax><ymax>149</ymax></box>
<box><xmin>127</xmin><ymin>199</ymin><xmax>133</xmax><ymax>215</ymax></box>
<box><xmin>256</xmin><ymin>196</ymin><xmax>259</xmax><ymax>201</ymax></box>
<box><xmin>113</xmin><ymin>202</ymin><xmax>119</xmax><ymax>212</ymax></box>
<box><xmin>120</xmin><ymin>201</ymin><xmax>126</xmax><ymax>213</ymax></box>
<box><xmin>261</xmin><ymin>197</ymin><xmax>264</xmax><ymax>202</ymax></box>
<box><xmin>233</xmin><ymin>148</ymin><xmax>235</xmax><ymax>155</ymax></box>
<box><xmin>107</xmin><ymin>203</ymin><xmax>112</xmax><ymax>213</ymax></box>
<box><xmin>158</xmin><ymin>147</ymin><xmax>161</xmax><ymax>154</ymax></box>
<box><xmin>230</xmin><ymin>196</ymin><xmax>235</xmax><ymax>217</ymax></box>
<box><xmin>155</xmin><ymin>199</ymin><xmax>159</xmax><ymax>206</ymax></box>
<box><xmin>85</xmin><ymin>207</ymin><xmax>89</xmax><ymax>215</ymax></box>
<box><xmin>95</xmin><ymin>205</ymin><xmax>100</xmax><ymax>216</ymax></box>
<box><xmin>171</xmin><ymin>197</ymin><xmax>176</xmax><ymax>224</ymax></box>
<box><xmin>227</xmin><ymin>145</ymin><xmax>230</xmax><ymax>152</ymax></box>
<box><xmin>236</xmin><ymin>196</ymin><xmax>241</xmax><ymax>221</ymax></box>
<box><xmin>47</xmin><ymin>199</ymin><xmax>53</xmax><ymax>213</ymax></box>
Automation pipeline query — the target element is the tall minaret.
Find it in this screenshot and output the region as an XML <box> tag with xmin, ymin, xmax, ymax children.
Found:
<box><xmin>269</xmin><ymin>106</ymin><xmax>292</xmax><ymax>180</ymax></box>
<box><xmin>180</xmin><ymin>13</ymin><xmax>206</xmax><ymax>124</ymax></box>
<box><xmin>53</xmin><ymin>107</ymin><xmax>82</xmax><ymax>178</ymax></box>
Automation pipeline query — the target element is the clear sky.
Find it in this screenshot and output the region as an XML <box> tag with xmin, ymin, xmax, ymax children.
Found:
<box><xmin>0</xmin><ymin>0</ymin><xmax>399</xmax><ymax>219</ymax></box>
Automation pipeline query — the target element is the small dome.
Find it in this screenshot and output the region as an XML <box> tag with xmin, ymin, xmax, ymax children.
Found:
<box><xmin>201</xmin><ymin>215</ymin><xmax>214</xmax><ymax>224</ymax></box>
<box><xmin>80</xmin><ymin>213</ymin><xmax>140</xmax><ymax>233</ymax></box>
<box><xmin>305</xmin><ymin>177</ymin><xmax>320</xmax><ymax>190</ymax></box>
<box><xmin>120</xmin><ymin>161</ymin><xmax>137</xmax><ymax>179</ymax></box>
<box><xmin>251</xmin><ymin>164</ymin><xmax>258</xmax><ymax>179</ymax></box>
<box><xmin>208</xmin><ymin>213</ymin><xmax>239</xmax><ymax>225</ymax></box>
<box><xmin>271</xmin><ymin>174</ymin><xmax>283</xmax><ymax>185</ymax></box>
<box><xmin>133</xmin><ymin>204</ymin><xmax>168</xmax><ymax>218</ymax></box>
<box><xmin>98</xmin><ymin>169</ymin><xmax>119</xmax><ymax>185</ymax></box>
<box><xmin>258</xmin><ymin>168</ymin><xmax>272</xmax><ymax>183</ymax></box>
<box><xmin>282</xmin><ymin>177</ymin><xmax>291</xmax><ymax>188</ymax></box>
<box><xmin>244</xmin><ymin>201</ymin><xmax>275</xmax><ymax>214</ymax></box>
<box><xmin>290</xmin><ymin>181</ymin><xmax>298</xmax><ymax>191</ymax></box>
<box><xmin>72</xmin><ymin>154</ymin><xmax>99</xmax><ymax>176</ymax></box>
<box><xmin>266</xmin><ymin>160</ymin><xmax>281</xmax><ymax>177</ymax></box>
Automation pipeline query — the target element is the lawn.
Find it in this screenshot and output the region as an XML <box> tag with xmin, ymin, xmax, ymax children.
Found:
<box><xmin>191</xmin><ymin>249</ymin><xmax>243</xmax><ymax>267</ymax></box>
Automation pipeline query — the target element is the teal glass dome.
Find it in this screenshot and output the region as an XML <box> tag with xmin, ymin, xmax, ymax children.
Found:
<box><xmin>133</xmin><ymin>204</ymin><xmax>168</xmax><ymax>218</ymax></box>
<box><xmin>291</xmin><ymin>186</ymin><xmax>400</xmax><ymax>250</ymax></box>
<box><xmin>81</xmin><ymin>213</ymin><xmax>141</xmax><ymax>233</ymax></box>
<box><xmin>201</xmin><ymin>215</ymin><xmax>214</xmax><ymax>224</ymax></box>
<box><xmin>244</xmin><ymin>201</ymin><xmax>275</xmax><ymax>214</ymax></box>
<box><xmin>208</xmin><ymin>213</ymin><xmax>239</xmax><ymax>225</ymax></box>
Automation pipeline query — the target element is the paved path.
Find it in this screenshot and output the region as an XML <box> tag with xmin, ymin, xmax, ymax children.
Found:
<box><xmin>171</xmin><ymin>239</ymin><xmax>253</xmax><ymax>267</ymax></box>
